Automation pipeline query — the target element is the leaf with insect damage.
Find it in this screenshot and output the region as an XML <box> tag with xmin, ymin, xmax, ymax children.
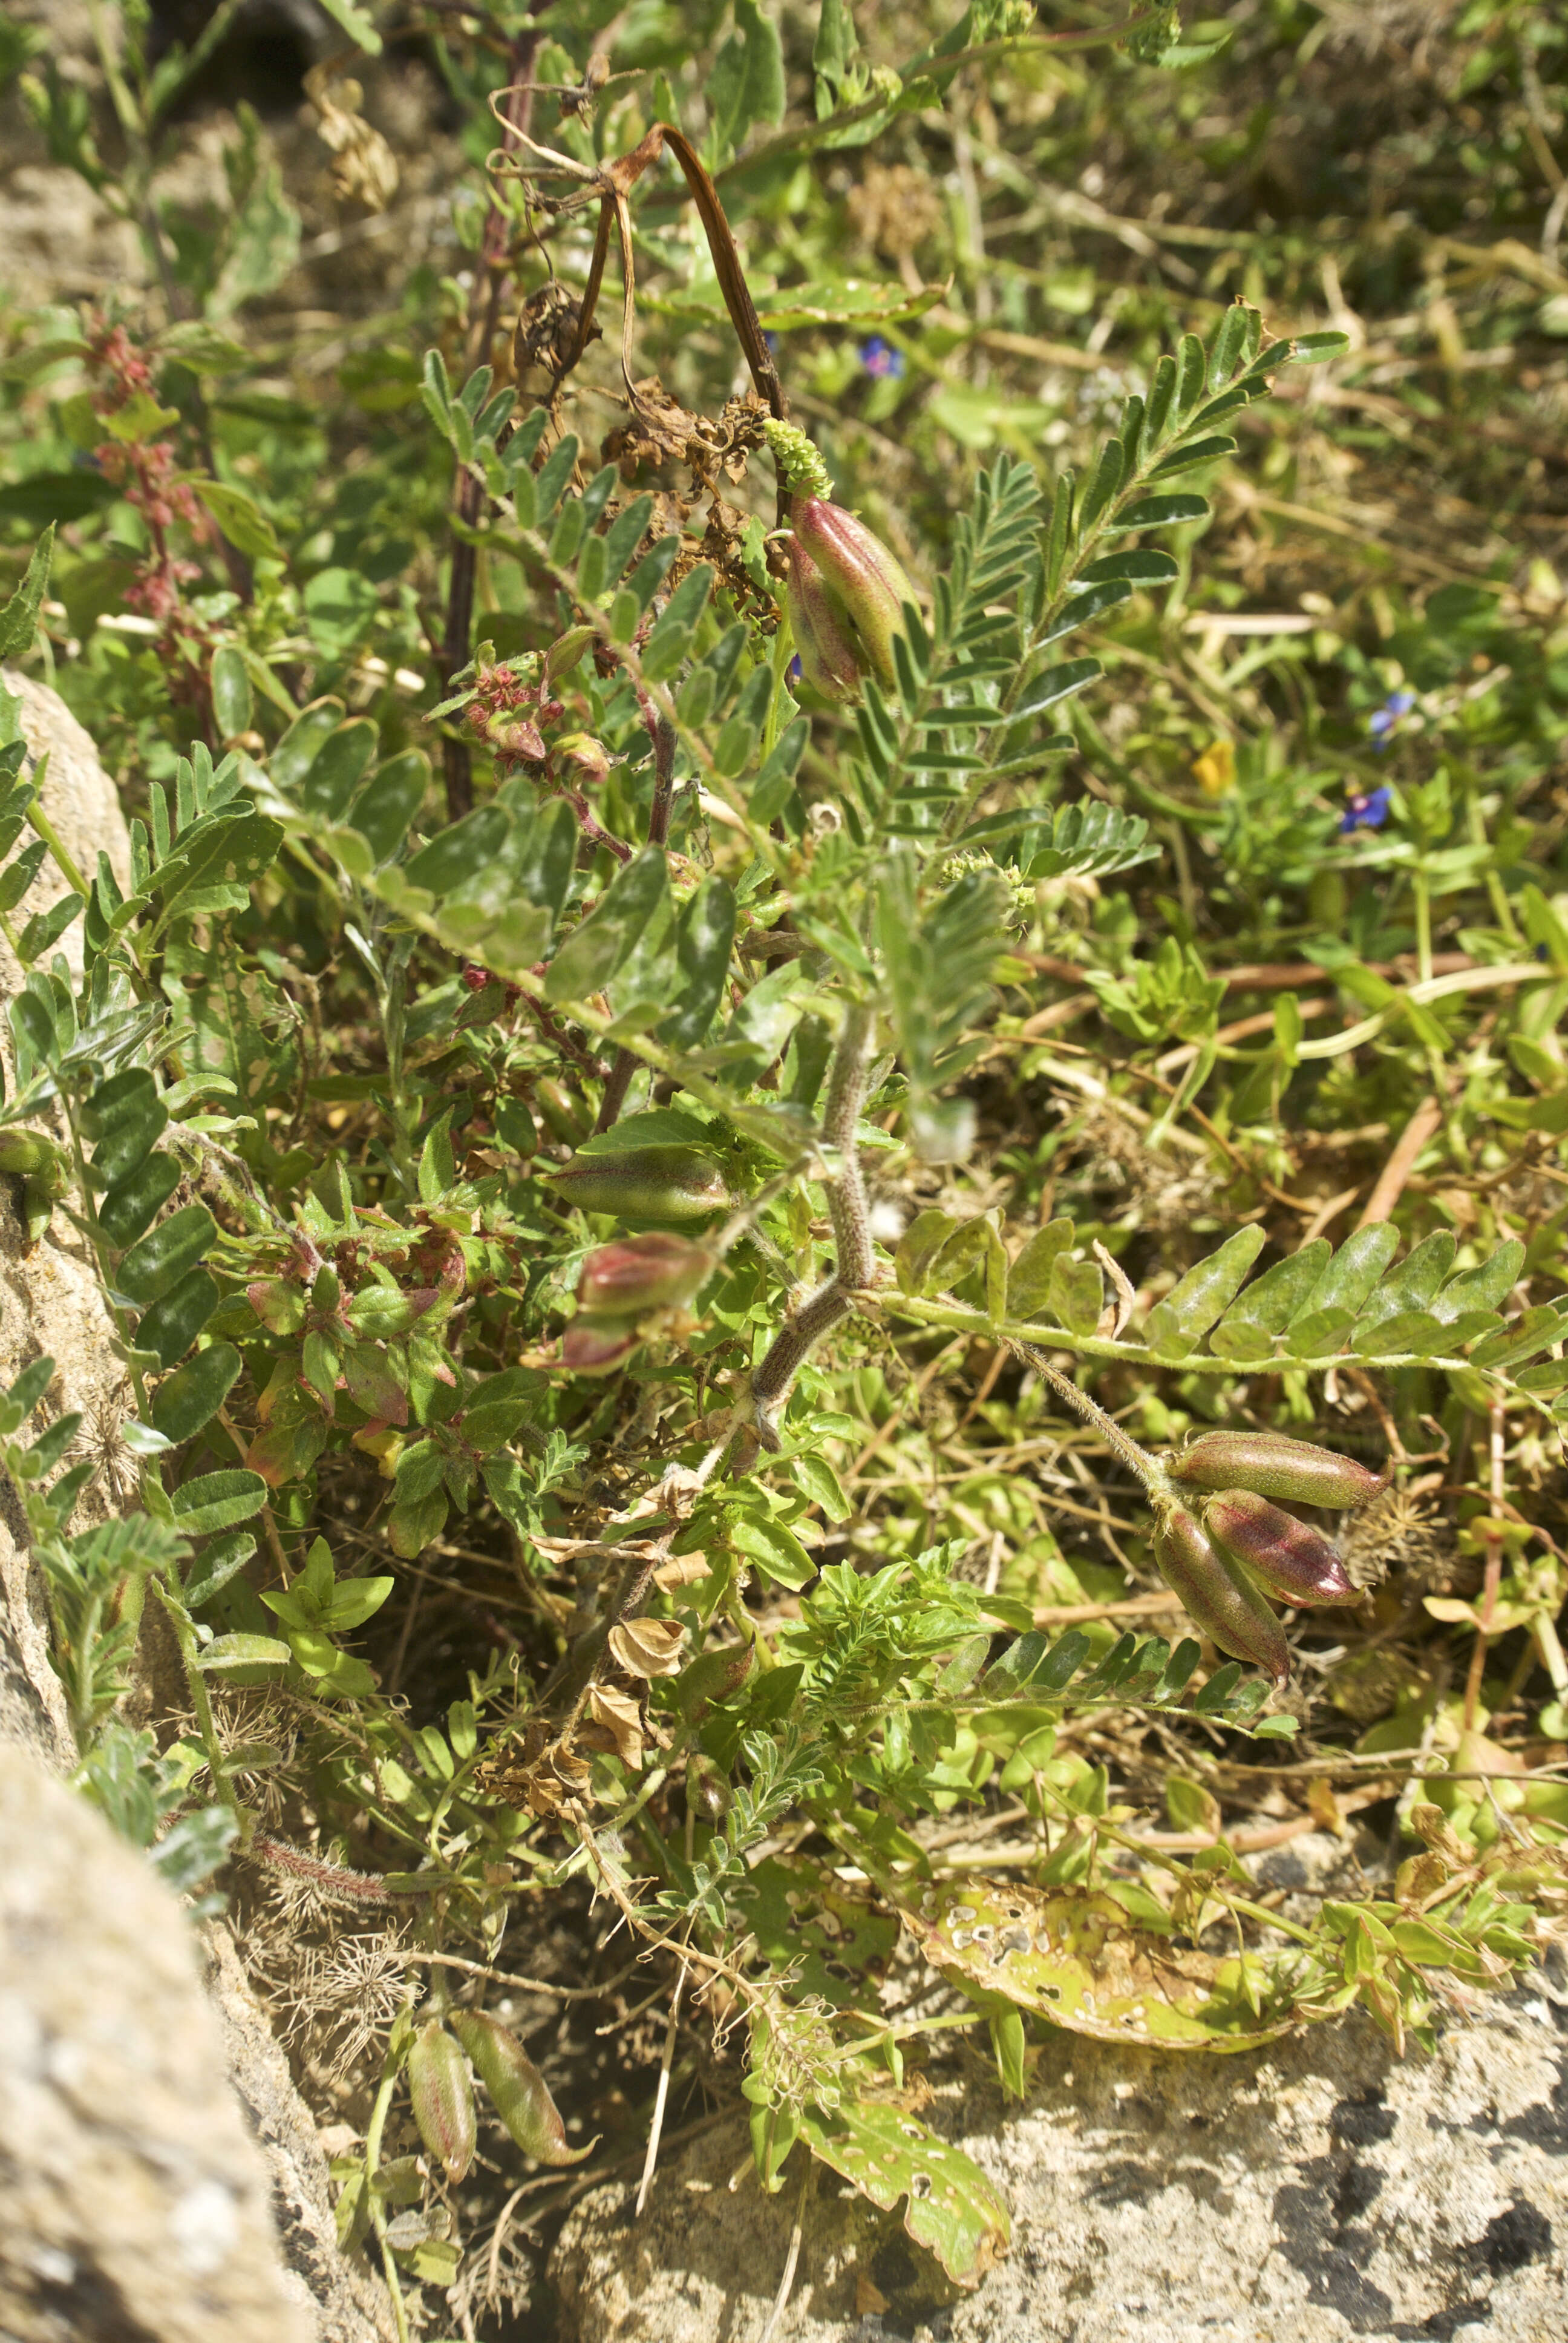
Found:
<box><xmin>903</xmin><ymin>1878</ymin><xmax>1297</xmax><ymax>2051</ymax></box>
<box><xmin>798</xmin><ymin>2099</ymin><xmax>1009</xmax><ymax>2287</ymax></box>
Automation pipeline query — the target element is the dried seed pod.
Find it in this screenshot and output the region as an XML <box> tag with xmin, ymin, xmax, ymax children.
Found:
<box><xmin>546</xmin><ymin>1145</ymin><xmax>728</xmax><ymax>1224</ymax></box>
<box><xmin>791</xmin><ymin>497</ymin><xmax>918</xmax><ymax>689</ymax></box>
<box><xmin>1204</xmin><ymin>1488</ymin><xmax>1361</xmax><ymax>1608</ymax></box>
<box><xmin>449</xmin><ymin>2010</ymin><xmax>593</xmax><ymax>2166</ymax></box>
<box><xmin>1152</xmin><ymin>1504</ymin><xmax>1290</xmax><ymax>1686</ymax></box>
<box><xmin>1166</xmin><ymin>1430</ymin><xmax>1384</xmax><ymax>1510</ymax></box>
<box><xmin>408</xmin><ymin>2019</ymin><xmax>477</xmax><ymax>2184</ymax></box>
<box><xmin>577</xmin><ymin>1232</ymin><xmax>713</xmax><ymax>1317</ymax></box>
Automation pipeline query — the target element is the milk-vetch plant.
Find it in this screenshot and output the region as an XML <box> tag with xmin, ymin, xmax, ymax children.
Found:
<box><xmin>3</xmin><ymin>0</ymin><xmax>1568</xmax><ymax>2327</ymax></box>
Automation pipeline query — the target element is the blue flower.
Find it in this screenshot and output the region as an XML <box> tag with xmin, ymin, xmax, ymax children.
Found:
<box><xmin>1367</xmin><ymin>687</ymin><xmax>1416</xmax><ymax>747</ymax></box>
<box><xmin>1340</xmin><ymin>785</ymin><xmax>1392</xmax><ymax>834</ymax></box>
<box><xmin>788</xmin><ymin>654</ymin><xmax>802</xmax><ymax>683</ymax></box>
<box><xmin>859</xmin><ymin>335</ymin><xmax>906</xmax><ymax>380</ymax></box>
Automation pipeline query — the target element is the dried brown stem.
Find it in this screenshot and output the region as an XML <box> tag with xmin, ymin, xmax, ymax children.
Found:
<box><xmin>440</xmin><ymin>16</ymin><xmax>546</xmax><ymax>821</ymax></box>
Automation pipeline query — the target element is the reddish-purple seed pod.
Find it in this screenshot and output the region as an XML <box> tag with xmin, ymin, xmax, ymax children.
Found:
<box><xmin>784</xmin><ymin>539</ymin><xmax>863</xmax><ymax>702</ymax></box>
<box><xmin>791</xmin><ymin>497</ymin><xmax>918</xmax><ymax>690</ymax></box>
<box><xmin>577</xmin><ymin>1233</ymin><xmax>713</xmax><ymax>1317</ymax></box>
<box><xmin>1166</xmin><ymin>1430</ymin><xmax>1385</xmax><ymax>1511</ymax></box>
<box><xmin>561</xmin><ymin>1316</ymin><xmax>641</xmax><ymax>1375</ymax></box>
<box><xmin>1203</xmin><ymin>1488</ymin><xmax>1362</xmax><ymax>1608</ymax></box>
<box><xmin>1152</xmin><ymin>1504</ymin><xmax>1290</xmax><ymax>1686</ymax></box>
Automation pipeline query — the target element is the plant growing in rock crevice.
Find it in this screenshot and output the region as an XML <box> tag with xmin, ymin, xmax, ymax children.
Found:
<box><xmin>3</xmin><ymin>0</ymin><xmax>1568</xmax><ymax>2330</ymax></box>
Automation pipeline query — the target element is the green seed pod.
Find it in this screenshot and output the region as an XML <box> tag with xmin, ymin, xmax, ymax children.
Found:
<box><xmin>21</xmin><ymin>1172</ymin><xmax>57</xmax><ymax>1246</ymax></box>
<box><xmin>1152</xmin><ymin>1504</ymin><xmax>1290</xmax><ymax>1685</ymax></box>
<box><xmin>674</xmin><ymin>1642</ymin><xmax>754</xmax><ymax>1724</ymax></box>
<box><xmin>0</xmin><ymin>1130</ymin><xmax>56</xmax><ymax>1176</ymax></box>
<box><xmin>449</xmin><ymin>2010</ymin><xmax>593</xmax><ymax>2166</ymax></box>
<box><xmin>546</xmin><ymin>1145</ymin><xmax>728</xmax><ymax>1224</ymax></box>
<box><xmin>685</xmin><ymin>1750</ymin><xmax>733</xmax><ymax>1823</ymax></box>
<box><xmin>408</xmin><ymin>2019</ymin><xmax>477</xmax><ymax>2184</ymax></box>
<box><xmin>784</xmin><ymin>539</ymin><xmax>862</xmax><ymax>703</ymax></box>
<box><xmin>534</xmin><ymin>1077</ymin><xmax>587</xmax><ymax>1148</ymax></box>
<box><xmin>1204</xmin><ymin>1488</ymin><xmax>1361</xmax><ymax>1608</ymax></box>
<box><xmin>578</xmin><ymin>1233</ymin><xmax>713</xmax><ymax>1317</ymax></box>
<box><xmin>1166</xmin><ymin>1429</ymin><xmax>1384</xmax><ymax>1510</ymax></box>
<box><xmin>561</xmin><ymin>1314</ymin><xmax>641</xmax><ymax>1374</ymax></box>
<box><xmin>791</xmin><ymin>497</ymin><xmax>917</xmax><ymax>690</ymax></box>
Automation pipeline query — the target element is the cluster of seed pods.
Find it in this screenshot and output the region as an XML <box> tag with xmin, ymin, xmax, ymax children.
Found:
<box><xmin>407</xmin><ymin>2007</ymin><xmax>591</xmax><ymax>2183</ymax></box>
<box><xmin>544</xmin><ymin>1148</ymin><xmax>724</xmax><ymax>1374</ymax></box>
<box><xmin>1151</xmin><ymin>1432</ymin><xmax>1387</xmax><ymax>1685</ymax></box>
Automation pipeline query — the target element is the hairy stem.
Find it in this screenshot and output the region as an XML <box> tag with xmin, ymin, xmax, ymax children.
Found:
<box><xmin>748</xmin><ymin>1001</ymin><xmax>875</xmax><ymax>1450</ymax></box>
<box><xmin>1004</xmin><ymin>1337</ymin><xmax>1170</xmax><ymax>1501</ymax></box>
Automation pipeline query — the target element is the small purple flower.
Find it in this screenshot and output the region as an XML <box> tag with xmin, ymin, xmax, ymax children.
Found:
<box><xmin>1340</xmin><ymin>785</ymin><xmax>1392</xmax><ymax>834</ymax></box>
<box><xmin>859</xmin><ymin>335</ymin><xmax>905</xmax><ymax>380</ymax></box>
<box><xmin>788</xmin><ymin>654</ymin><xmax>802</xmax><ymax>683</ymax></box>
<box><xmin>1367</xmin><ymin>687</ymin><xmax>1416</xmax><ymax>747</ymax></box>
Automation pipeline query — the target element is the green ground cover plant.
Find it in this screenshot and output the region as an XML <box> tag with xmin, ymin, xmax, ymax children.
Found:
<box><xmin>3</xmin><ymin>0</ymin><xmax>1568</xmax><ymax>2329</ymax></box>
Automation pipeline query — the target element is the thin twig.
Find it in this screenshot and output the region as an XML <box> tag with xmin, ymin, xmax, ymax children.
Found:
<box><xmin>1357</xmin><ymin>1093</ymin><xmax>1443</xmax><ymax>1228</ymax></box>
<box><xmin>441</xmin><ymin>13</ymin><xmax>546</xmax><ymax>819</ymax></box>
<box><xmin>411</xmin><ymin>1947</ymin><xmax>642</xmax><ymax>2003</ymax></box>
<box><xmin>757</xmin><ymin>2161</ymin><xmax>811</xmax><ymax>2343</ymax></box>
<box><xmin>635</xmin><ymin>1952</ymin><xmax>688</xmax><ymax>2215</ymax></box>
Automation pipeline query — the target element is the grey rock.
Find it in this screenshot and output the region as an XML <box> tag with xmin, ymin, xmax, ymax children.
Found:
<box><xmin>552</xmin><ymin>1988</ymin><xmax>1568</xmax><ymax>2342</ymax></box>
<box><xmin>0</xmin><ymin>674</ymin><xmax>393</xmax><ymax>2341</ymax></box>
<box><xmin>1</xmin><ymin>664</ymin><xmax>134</xmax><ymax>987</ymax></box>
<box><xmin>0</xmin><ymin>1742</ymin><xmax>313</xmax><ymax>2343</ymax></box>
<box><xmin>206</xmin><ymin>1928</ymin><xmax>400</xmax><ymax>2343</ymax></box>
<box><xmin>0</xmin><ymin>669</ymin><xmax>136</xmax><ymax>1772</ymax></box>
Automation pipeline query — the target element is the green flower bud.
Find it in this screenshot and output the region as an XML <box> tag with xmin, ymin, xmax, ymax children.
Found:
<box><xmin>791</xmin><ymin>497</ymin><xmax>917</xmax><ymax>691</ymax></box>
<box><xmin>408</xmin><ymin>2019</ymin><xmax>477</xmax><ymax>2184</ymax></box>
<box><xmin>1203</xmin><ymin>1488</ymin><xmax>1361</xmax><ymax>1608</ymax></box>
<box><xmin>449</xmin><ymin>2010</ymin><xmax>593</xmax><ymax>2166</ymax></box>
<box><xmin>546</xmin><ymin>1145</ymin><xmax>728</xmax><ymax>1224</ymax></box>
<box><xmin>1152</xmin><ymin>1504</ymin><xmax>1289</xmax><ymax>1686</ymax></box>
<box><xmin>578</xmin><ymin>1233</ymin><xmax>713</xmax><ymax>1317</ymax></box>
<box><xmin>1166</xmin><ymin>1430</ymin><xmax>1384</xmax><ymax>1510</ymax></box>
<box><xmin>784</xmin><ymin>539</ymin><xmax>863</xmax><ymax>704</ymax></box>
<box><xmin>561</xmin><ymin>1315</ymin><xmax>642</xmax><ymax>1374</ymax></box>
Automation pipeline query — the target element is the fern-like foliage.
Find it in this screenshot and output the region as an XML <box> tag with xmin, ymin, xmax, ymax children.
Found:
<box><xmin>893</xmin><ymin>1211</ymin><xmax>1555</xmax><ymax>1415</ymax></box>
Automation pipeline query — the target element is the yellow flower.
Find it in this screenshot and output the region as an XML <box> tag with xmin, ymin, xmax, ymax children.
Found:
<box><xmin>1192</xmin><ymin>738</ymin><xmax>1235</xmax><ymax>796</ymax></box>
